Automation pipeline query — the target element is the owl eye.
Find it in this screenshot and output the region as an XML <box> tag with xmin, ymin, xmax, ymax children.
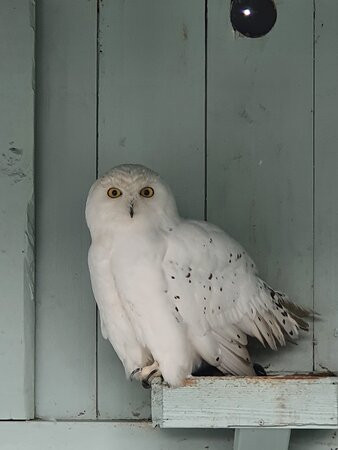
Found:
<box><xmin>107</xmin><ymin>187</ymin><xmax>123</xmax><ymax>198</ymax></box>
<box><xmin>139</xmin><ymin>187</ymin><xmax>154</xmax><ymax>198</ymax></box>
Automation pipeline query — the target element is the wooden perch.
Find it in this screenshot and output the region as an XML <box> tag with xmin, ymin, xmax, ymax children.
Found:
<box><xmin>151</xmin><ymin>374</ymin><xmax>338</xmax><ymax>429</ymax></box>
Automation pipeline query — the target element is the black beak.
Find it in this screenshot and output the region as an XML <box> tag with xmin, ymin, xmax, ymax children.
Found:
<box><xmin>129</xmin><ymin>205</ymin><xmax>134</xmax><ymax>218</ymax></box>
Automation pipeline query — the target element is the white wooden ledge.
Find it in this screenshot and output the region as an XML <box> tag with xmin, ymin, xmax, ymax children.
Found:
<box><xmin>151</xmin><ymin>375</ymin><xmax>338</xmax><ymax>429</ymax></box>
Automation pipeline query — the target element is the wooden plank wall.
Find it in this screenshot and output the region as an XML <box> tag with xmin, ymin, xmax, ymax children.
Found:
<box><xmin>31</xmin><ymin>4</ymin><xmax>338</xmax><ymax>450</ymax></box>
<box><xmin>35</xmin><ymin>0</ymin><xmax>97</xmax><ymax>419</ymax></box>
<box><xmin>0</xmin><ymin>0</ymin><xmax>35</xmax><ymax>419</ymax></box>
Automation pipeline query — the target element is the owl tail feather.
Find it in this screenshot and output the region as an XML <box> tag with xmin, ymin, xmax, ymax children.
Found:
<box><xmin>274</xmin><ymin>293</ymin><xmax>315</xmax><ymax>332</ymax></box>
<box><xmin>279</xmin><ymin>297</ymin><xmax>315</xmax><ymax>317</ymax></box>
<box><xmin>257</xmin><ymin>279</ymin><xmax>315</xmax><ymax>343</ymax></box>
<box><xmin>212</xmin><ymin>332</ymin><xmax>255</xmax><ymax>376</ymax></box>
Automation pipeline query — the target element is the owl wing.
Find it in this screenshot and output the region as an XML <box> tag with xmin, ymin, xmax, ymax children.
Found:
<box><xmin>163</xmin><ymin>220</ymin><xmax>310</xmax><ymax>375</ymax></box>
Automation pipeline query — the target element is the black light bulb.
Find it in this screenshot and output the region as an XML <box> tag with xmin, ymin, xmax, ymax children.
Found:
<box><xmin>230</xmin><ymin>0</ymin><xmax>277</xmax><ymax>38</ymax></box>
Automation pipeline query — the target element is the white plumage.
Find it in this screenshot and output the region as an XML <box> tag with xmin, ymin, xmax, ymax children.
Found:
<box><xmin>85</xmin><ymin>164</ymin><xmax>310</xmax><ymax>387</ymax></box>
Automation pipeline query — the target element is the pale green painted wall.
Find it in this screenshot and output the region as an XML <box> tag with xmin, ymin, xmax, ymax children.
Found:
<box><xmin>0</xmin><ymin>0</ymin><xmax>35</xmax><ymax>419</ymax></box>
<box><xmin>1</xmin><ymin>0</ymin><xmax>338</xmax><ymax>448</ymax></box>
<box><xmin>35</xmin><ymin>0</ymin><xmax>97</xmax><ymax>420</ymax></box>
<box><xmin>314</xmin><ymin>0</ymin><xmax>338</xmax><ymax>373</ymax></box>
<box><xmin>207</xmin><ymin>0</ymin><xmax>314</xmax><ymax>372</ymax></box>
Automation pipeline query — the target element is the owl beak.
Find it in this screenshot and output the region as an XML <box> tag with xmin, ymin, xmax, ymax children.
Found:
<box><xmin>129</xmin><ymin>204</ymin><xmax>134</xmax><ymax>218</ymax></box>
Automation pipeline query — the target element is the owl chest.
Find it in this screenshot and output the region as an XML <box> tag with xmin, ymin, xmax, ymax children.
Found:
<box><xmin>106</xmin><ymin>231</ymin><xmax>174</xmax><ymax>344</ymax></box>
<box><xmin>110</xmin><ymin>227</ymin><xmax>165</xmax><ymax>265</ymax></box>
<box><xmin>108</xmin><ymin>229</ymin><xmax>167</xmax><ymax>300</ymax></box>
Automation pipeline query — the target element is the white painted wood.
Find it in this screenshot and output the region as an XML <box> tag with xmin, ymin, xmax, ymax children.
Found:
<box><xmin>314</xmin><ymin>0</ymin><xmax>338</xmax><ymax>373</ymax></box>
<box><xmin>35</xmin><ymin>0</ymin><xmax>97</xmax><ymax>419</ymax></box>
<box><xmin>207</xmin><ymin>0</ymin><xmax>314</xmax><ymax>372</ymax></box>
<box><xmin>0</xmin><ymin>0</ymin><xmax>35</xmax><ymax>419</ymax></box>
<box><xmin>151</xmin><ymin>376</ymin><xmax>338</xmax><ymax>428</ymax></box>
<box><xmin>97</xmin><ymin>0</ymin><xmax>205</xmax><ymax>419</ymax></box>
<box><xmin>234</xmin><ymin>429</ymin><xmax>291</xmax><ymax>450</ymax></box>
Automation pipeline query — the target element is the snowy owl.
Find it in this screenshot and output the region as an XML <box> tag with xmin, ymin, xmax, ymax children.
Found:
<box><xmin>85</xmin><ymin>164</ymin><xmax>310</xmax><ymax>387</ymax></box>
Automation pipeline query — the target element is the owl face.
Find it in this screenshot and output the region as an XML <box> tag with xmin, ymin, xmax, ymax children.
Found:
<box><xmin>86</xmin><ymin>164</ymin><xmax>179</xmax><ymax>234</ymax></box>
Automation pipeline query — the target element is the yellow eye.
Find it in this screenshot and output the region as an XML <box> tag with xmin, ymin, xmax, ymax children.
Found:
<box><xmin>140</xmin><ymin>186</ymin><xmax>154</xmax><ymax>198</ymax></box>
<box><xmin>107</xmin><ymin>187</ymin><xmax>122</xmax><ymax>198</ymax></box>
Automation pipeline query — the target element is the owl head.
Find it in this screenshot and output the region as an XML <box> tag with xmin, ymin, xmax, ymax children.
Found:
<box><xmin>86</xmin><ymin>164</ymin><xmax>179</xmax><ymax>234</ymax></box>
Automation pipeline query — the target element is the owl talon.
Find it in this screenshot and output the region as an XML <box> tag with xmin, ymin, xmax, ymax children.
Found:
<box><xmin>132</xmin><ymin>361</ymin><xmax>162</xmax><ymax>387</ymax></box>
<box><xmin>130</xmin><ymin>367</ymin><xmax>141</xmax><ymax>380</ymax></box>
<box><xmin>141</xmin><ymin>369</ymin><xmax>162</xmax><ymax>389</ymax></box>
<box><xmin>145</xmin><ymin>368</ymin><xmax>162</xmax><ymax>382</ymax></box>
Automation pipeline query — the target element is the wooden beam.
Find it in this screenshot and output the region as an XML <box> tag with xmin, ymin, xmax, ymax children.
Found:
<box><xmin>151</xmin><ymin>376</ymin><xmax>338</xmax><ymax>428</ymax></box>
<box><xmin>0</xmin><ymin>421</ymin><xmax>337</xmax><ymax>450</ymax></box>
<box><xmin>0</xmin><ymin>421</ymin><xmax>231</xmax><ymax>450</ymax></box>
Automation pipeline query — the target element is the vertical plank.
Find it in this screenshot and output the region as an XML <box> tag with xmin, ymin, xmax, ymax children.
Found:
<box><xmin>0</xmin><ymin>0</ymin><xmax>35</xmax><ymax>419</ymax></box>
<box><xmin>98</xmin><ymin>0</ymin><xmax>205</xmax><ymax>418</ymax></box>
<box><xmin>207</xmin><ymin>0</ymin><xmax>314</xmax><ymax>372</ymax></box>
<box><xmin>314</xmin><ymin>0</ymin><xmax>338</xmax><ymax>372</ymax></box>
<box><xmin>234</xmin><ymin>429</ymin><xmax>291</xmax><ymax>450</ymax></box>
<box><xmin>35</xmin><ymin>0</ymin><xmax>97</xmax><ymax>418</ymax></box>
<box><xmin>290</xmin><ymin>430</ymin><xmax>338</xmax><ymax>450</ymax></box>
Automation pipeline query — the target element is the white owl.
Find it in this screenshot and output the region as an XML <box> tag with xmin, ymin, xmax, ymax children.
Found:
<box><xmin>85</xmin><ymin>164</ymin><xmax>310</xmax><ymax>387</ymax></box>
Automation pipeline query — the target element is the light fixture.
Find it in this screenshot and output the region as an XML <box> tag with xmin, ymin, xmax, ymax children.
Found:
<box><xmin>230</xmin><ymin>0</ymin><xmax>277</xmax><ymax>38</ymax></box>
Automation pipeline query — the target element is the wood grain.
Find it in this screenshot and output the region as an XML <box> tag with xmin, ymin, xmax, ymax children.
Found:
<box><xmin>152</xmin><ymin>376</ymin><xmax>338</xmax><ymax>428</ymax></box>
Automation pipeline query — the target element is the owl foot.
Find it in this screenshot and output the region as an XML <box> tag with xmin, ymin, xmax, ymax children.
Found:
<box><xmin>253</xmin><ymin>363</ymin><xmax>267</xmax><ymax>376</ymax></box>
<box><xmin>130</xmin><ymin>361</ymin><xmax>162</xmax><ymax>389</ymax></box>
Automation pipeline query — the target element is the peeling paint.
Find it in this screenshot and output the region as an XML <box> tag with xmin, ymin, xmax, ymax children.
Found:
<box><xmin>153</xmin><ymin>375</ymin><xmax>338</xmax><ymax>428</ymax></box>
<box><xmin>0</xmin><ymin>147</ymin><xmax>27</xmax><ymax>183</ymax></box>
<box><xmin>239</xmin><ymin>108</ymin><xmax>254</xmax><ymax>124</ymax></box>
<box><xmin>119</xmin><ymin>137</ymin><xmax>127</xmax><ymax>147</ymax></box>
<box><xmin>9</xmin><ymin>147</ymin><xmax>23</xmax><ymax>156</ymax></box>
<box><xmin>24</xmin><ymin>194</ymin><xmax>35</xmax><ymax>304</ymax></box>
<box><xmin>180</xmin><ymin>373</ymin><xmax>335</xmax><ymax>388</ymax></box>
<box><xmin>182</xmin><ymin>23</ymin><xmax>188</xmax><ymax>41</ymax></box>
